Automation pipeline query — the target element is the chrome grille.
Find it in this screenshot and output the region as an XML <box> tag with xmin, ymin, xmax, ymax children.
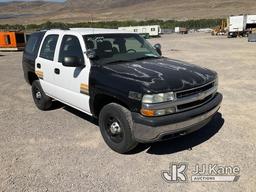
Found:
<box><xmin>175</xmin><ymin>81</ymin><xmax>216</xmax><ymax>112</ymax></box>
<box><xmin>176</xmin><ymin>82</ymin><xmax>215</xmax><ymax>99</ymax></box>
<box><xmin>141</xmin><ymin>80</ymin><xmax>218</xmax><ymax>115</ymax></box>
<box><xmin>177</xmin><ymin>94</ymin><xmax>214</xmax><ymax>111</ymax></box>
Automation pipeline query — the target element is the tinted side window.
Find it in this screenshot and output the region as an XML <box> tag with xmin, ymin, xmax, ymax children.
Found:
<box><xmin>40</xmin><ymin>35</ymin><xmax>58</xmax><ymax>61</ymax></box>
<box><xmin>58</xmin><ymin>35</ymin><xmax>84</xmax><ymax>63</ymax></box>
<box><xmin>25</xmin><ymin>36</ymin><xmax>38</xmax><ymax>54</ymax></box>
<box><xmin>24</xmin><ymin>32</ymin><xmax>45</xmax><ymax>58</ymax></box>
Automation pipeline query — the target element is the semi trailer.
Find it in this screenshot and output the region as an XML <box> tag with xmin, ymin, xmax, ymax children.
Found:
<box><xmin>118</xmin><ymin>25</ymin><xmax>161</xmax><ymax>37</ymax></box>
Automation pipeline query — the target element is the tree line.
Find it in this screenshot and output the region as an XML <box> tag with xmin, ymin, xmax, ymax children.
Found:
<box><xmin>0</xmin><ymin>19</ymin><xmax>224</xmax><ymax>31</ymax></box>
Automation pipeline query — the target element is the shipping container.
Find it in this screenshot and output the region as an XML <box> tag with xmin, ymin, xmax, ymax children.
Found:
<box><xmin>0</xmin><ymin>31</ymin><xmax>25</xmax><ymax>51</ymax></box>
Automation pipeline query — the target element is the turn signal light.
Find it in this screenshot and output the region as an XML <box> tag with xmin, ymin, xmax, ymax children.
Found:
<box><xmin>140</xmin><ymin>109</ymin><xmax>155</xmax><ymax>117</ymax></box>
<box><xmin>140</xmin><ymin>107</ymin><xmax>176</xmax><ymax>117</ymax></box>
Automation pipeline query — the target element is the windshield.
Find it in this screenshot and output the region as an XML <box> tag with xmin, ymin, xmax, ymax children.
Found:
<box><xmin>83</xmin><ymin>33</ymin><xmax>160</xmax><ymax>65</ymax></box>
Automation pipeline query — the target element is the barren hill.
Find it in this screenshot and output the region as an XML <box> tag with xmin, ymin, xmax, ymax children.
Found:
<box><xmin>0</xmin><ymin>0</ymin><xmax>255</xmax><ymax>24</ymax></box>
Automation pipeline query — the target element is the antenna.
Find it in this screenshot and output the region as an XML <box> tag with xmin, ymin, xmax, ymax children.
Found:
<box><xmin>90</xmin><ymin>13</ymin><xmax>95</xmax><ymax>34</ymax></box>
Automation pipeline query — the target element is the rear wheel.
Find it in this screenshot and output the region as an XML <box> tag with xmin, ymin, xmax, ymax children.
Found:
<box><xmin>32</xmin><ymin>80</ymin><xmax>52</xmax><ymax>110</ymax></box>
<box><xmin>99</xmin><ymin>103</ymin><xmax>138</xmax><ymax>154</ymax></box>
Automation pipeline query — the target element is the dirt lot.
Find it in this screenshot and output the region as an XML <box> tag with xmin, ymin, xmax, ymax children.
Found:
<box><xmin>0</xmin><ymin>33</ymin><xmax>255</xmax><ymax>192</ymax></box>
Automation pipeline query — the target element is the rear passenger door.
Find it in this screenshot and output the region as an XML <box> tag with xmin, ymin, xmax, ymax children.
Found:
<box><xmin>35</xmin><ymin>34</ymin><xmax>59</xmax><ymax>96</ymax></box>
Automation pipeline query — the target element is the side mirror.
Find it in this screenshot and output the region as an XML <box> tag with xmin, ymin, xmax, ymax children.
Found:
<box><xmin>154</xmin><ymin>43</ymin><xmax>162</xmax><ymax>56</ymax></box>
<box><xmin>62</xmin><ymin>56</ymin><xmax>84</xmax><ymax>67</ymax></box>
<box><xmin>86</xmin><ymin>49</ymin><xmax>97</xmax><ymax>60</ymax></box>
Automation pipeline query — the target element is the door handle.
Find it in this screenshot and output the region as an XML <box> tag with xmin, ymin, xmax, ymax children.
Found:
<box><xmin>37</xmin><ymin>63</ymin><xmax>41</xmax><ymax>69</ymax></box>
<box><xmin>54</xmin><ymin>68</ymin><xmax>60</xmax><ymax>75</ymax></box>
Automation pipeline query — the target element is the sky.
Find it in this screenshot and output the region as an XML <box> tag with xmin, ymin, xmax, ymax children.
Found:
<box><xmin>0</xmin><ymin>0</ymin><xmax>65</xmax><ymax>2</ymax></box>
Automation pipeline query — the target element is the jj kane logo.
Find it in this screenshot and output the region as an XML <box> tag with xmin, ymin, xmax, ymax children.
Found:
<box><xmin>161</xmin><ymin>163</ymin><xmax>188</xmax><ymax>183</ymax></box>
<box><xmin>162</xmin><ymin>163</ymin><xmax>240</xmax><ymax>183</ymax></box>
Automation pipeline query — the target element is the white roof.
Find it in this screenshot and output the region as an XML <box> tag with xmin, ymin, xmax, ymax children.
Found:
<box><xmin>48</xmin><ymin>28</ymin><xmax>135</xmax><ymax>36</ymax></box>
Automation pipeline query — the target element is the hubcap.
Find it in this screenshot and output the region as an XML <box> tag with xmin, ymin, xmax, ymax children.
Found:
<box><xmin>110</xmin><ymin>122</ymin><xmax>121</xmax><ymax>135</ymax></box>
<box><xmin>106</xmin><ymin>116</ymin><xmax>123</xmax><ymax>143</ymax></box>
<box><xmin>35</xmin><ymin>91</ymin><xmax>42</xmax><ymax>99</ymax></box>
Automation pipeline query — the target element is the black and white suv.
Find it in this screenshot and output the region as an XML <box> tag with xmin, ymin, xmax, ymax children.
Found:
<box><xmin>22</xmin><ymin>28</ymin><xmax>222</xmax><ymax>154</ymax></box>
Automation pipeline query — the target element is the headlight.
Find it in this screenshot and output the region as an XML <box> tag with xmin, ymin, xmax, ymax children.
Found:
<box><xmin>141</xmin><ymin>91</ymin><xmax>176</xmax><ymax>117</ymax></box>
<box><xmin>142</xmin><ymin>92</ymin><xmax>175</xmax><ymax>104</ymax></box>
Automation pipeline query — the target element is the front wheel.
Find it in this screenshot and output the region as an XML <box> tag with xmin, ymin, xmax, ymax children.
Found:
<box><xmin>99</xmin><ymin>103</ymin><xmax>138</xmax><ymax>154</ymax></box>
<box><xmin>32</xmin><ymin>80</ymin><xmax>52</xmax><ymax>111</ymax></box>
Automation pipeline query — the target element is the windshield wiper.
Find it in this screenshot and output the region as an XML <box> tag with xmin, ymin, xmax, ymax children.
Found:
<box><xmin>104</xmin><ymin>56</ymin><xmax>160</xmax><ymax>65</ymax></box>
<box><xmin>134</xmin><ymin>55</ymin><xmax>161</xmax><ymax>61</ymax></box>
<box><xmin>105</xmin><ymin>60</ymin><xmax>133</xmax><ymax>65</ymax></box>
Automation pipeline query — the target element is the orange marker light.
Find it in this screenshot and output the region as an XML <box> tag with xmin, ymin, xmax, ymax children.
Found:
<box><xmin>140</xmin><ymin>109</ymin><xmax>155</xmax><ymax>117</ymax></box>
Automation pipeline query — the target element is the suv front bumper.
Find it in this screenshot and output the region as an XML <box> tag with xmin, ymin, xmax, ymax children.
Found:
<box><xmin>132</xmin><ymin>93</ymin><xmax>222</xmax><ymax>142</ymax></box>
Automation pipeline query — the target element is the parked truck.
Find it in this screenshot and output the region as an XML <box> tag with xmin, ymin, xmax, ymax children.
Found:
<box><xmin>228</xmin><ymin>14</ymin><xmax>256</xmax><ymax>38</ymax></box>
<box><xmin>246</xmin><ymin>15</ymin><xmax>256</xmax><ymax>42</ymax></box>
<box><xmin>174</xmin><ymin>27</ymin><xmax>188</xmax><ymax>34</ymax></box>
<box><xmin>22</xmin><ymin>28</ymin><xmax>222</xmax><ymax>154</ymax></box>
<box><xmin>246</xmin><ymin>15</ymin><xmax>256</xmax><ymax>29</ymax></box>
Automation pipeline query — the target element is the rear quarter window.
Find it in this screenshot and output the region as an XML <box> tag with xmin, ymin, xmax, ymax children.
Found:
<box><xmin>25</xmin><ymin>36</ymin><xmax>39</xmax><ymax>54</ymax></box>
<box><xmin>24</xmin><ymin>32</ymin><xmax>45</xmax><ymax>57</ymax></box>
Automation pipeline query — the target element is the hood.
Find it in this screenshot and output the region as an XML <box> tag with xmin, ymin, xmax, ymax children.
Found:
<box><xmin>103</xmin><ymin>57</ymin><xmax>217</xmax><ymax>93</ymax></box>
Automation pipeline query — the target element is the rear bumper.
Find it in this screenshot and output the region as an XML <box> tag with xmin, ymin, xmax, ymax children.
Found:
<box><xmin>132</xmin><ymin>93</ymin><xmax>222</xmax><ymax>142</ymax></box>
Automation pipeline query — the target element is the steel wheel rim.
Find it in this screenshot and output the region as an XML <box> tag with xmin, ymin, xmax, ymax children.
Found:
<box><xmin>105</xmin><ymin>116</ymin><xmax>123</xmax><ymax>143</ymax></box>
<box><xmin>33</xmin><ymin>87</ymin><xmax>42</xmax><ymax>101</ymax></box>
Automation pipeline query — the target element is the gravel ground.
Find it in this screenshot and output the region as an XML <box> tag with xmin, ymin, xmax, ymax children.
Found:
<box><xmin>0</xmin><ymin>33</ymin><xmax>255</xmax><ymax>192</ymax></box>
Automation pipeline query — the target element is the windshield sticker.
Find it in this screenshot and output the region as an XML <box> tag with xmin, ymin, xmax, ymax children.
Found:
<box><xmin>87</xmin><ymin>37</ymin><xmax>104</xmax><ymax>43</ymax></box>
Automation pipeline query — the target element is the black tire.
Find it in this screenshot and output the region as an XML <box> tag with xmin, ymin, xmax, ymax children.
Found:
<box><xmin>32</xmin><ymin>80</ymin><xmax>52</xmax><ymax>111</ymax></box>
<box><xmin>99</xmin><ymin>103</ymin><xmax>138</xmax><ymax>154</ymax></box>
